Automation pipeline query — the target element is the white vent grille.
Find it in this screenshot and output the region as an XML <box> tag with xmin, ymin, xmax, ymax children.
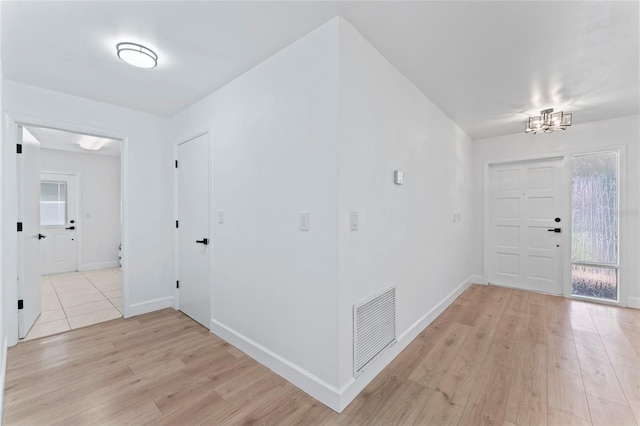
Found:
<box><xmin>353</xmin><ymin>287</ymin><xmax>396</xmax><ymax>375</ymax></box>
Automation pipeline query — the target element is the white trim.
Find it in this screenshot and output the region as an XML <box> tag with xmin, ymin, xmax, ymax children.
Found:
<box><xmin>127</xmin><ymin>296</ymin><xmax>175</xmax><ymax>317</ymax></box>
<box><xmin>337</xmin><ymin>275</ymin><xmax>473</xmax><ymax>412</ymax></box>
<box><xmin>4</xmin><ymin>113</ymin><xmax>129</xmax><ymax>333</ymax></box>
<box><xmin>627</xmin><ymin>296</ymin><xmax>640</xmax><ymax>309</ymax></box>
<box><xmin>78</xmin><ymin>261</ymin><xmax>120</xmax><ymax>271</ymax></box>
<box><xmin>211</xmin><ymin>318</ymin><xmax>342</xmax><ymax>411</ymax></box>
<box><xmin>471</xmin><ymin>275</ymin><xmax>487</xmax><ymax>285</ymax></box>
<box><xmin>210</xmin><ymin>275</ymin><xmax>473</xmax><ymax>413</ymax></box>
<box><xmin>0</xmin><ymin>336</ymin><xmax>8</xmax><ymax>422</ymax></box>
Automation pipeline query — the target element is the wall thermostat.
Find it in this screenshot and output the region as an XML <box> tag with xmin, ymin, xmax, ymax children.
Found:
<box><xmin>394</xmin><ymin>170</ymin><xmax>404</xmax><ymax>185</ymax></box>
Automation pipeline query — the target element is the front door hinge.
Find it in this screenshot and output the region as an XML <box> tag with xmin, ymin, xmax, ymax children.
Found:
<box><xmin>176</xmin><ymin>220</ymin><xmax>179</xmax><ymax>229</ymax></box>
<box><xmin>17</xmin><ymin>144</ymin><xmax>22</xmax><ymax>154</ymax></box>
<box><xmin>18</xmin><ymin>300</ymin><xmax>23</xmax><ymax>310</ymax></box>
<box><xmin>176</xmin><ymin>280</ymin><xmax>180</xmax><ymax>289</ymax></box>
<box><xmin>175</xmin><ymin>160</ymin><xmax>178</xmax><ymax>168</ymax></box>
<box><xmin>17</xmin><ymin>222</ymin><xmax>23</xmax><ymax>232</ymax></box>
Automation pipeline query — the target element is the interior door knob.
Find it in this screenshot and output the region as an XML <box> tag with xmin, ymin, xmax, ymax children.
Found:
<box><xmin>65</xmin><ymin>226</ymin><xmax>75</xmax><ymax>230</ymax></box>
<box><xmin>38</xmin><ymin>234</ymin><xmax>46</xmax><ymax>240</ymax></box>
<box><xmin>195</xmin><ymin>238</ymin><xmax>209</xmax><ymax>245</ymax></box>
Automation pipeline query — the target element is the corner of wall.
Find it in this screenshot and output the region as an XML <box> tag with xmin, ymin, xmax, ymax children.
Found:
<box><xmin>336</xmin><ymin>275</ymin><xmax>473</xmax><ymax>411</ymax></box>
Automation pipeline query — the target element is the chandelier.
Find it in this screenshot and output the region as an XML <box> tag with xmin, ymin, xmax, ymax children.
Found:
<box><xmin>525</xmin><ymin>108</ymin><xmax>572</xmax><ymax>134</ymax></box>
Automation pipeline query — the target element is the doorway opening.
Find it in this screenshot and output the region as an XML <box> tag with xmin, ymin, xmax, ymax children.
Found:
<box><xmin>19</xmin><ymin>125</ymin><xmax>123</xmax><ymax>341</ymax></box>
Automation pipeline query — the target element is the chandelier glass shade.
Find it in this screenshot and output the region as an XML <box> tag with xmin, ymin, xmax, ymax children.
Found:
<box><xmin>525</xmin><ymin>108</ymin><xmax>572</xmax><ymax>134</ymax></box>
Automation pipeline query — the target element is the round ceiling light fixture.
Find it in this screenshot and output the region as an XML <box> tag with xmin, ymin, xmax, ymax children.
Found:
<box><xmin>116</xmin><ymin>42</ymin><xmax>158</xmax><ymax>69</ymax></box>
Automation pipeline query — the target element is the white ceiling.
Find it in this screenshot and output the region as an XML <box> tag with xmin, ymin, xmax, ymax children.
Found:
<box><xmin>24</xmin><ymin>126</ymin><xmax>121</xmax><ymax>157</ymax></box>
<box><xmin>2</xmin><ymin>1</ymin><xmax>638</xmax><ymax>140</ymax></box>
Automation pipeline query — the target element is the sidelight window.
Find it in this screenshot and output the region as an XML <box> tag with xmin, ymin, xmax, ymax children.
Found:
<box><xmin>571</xmin><ymin>152</ymin><xmax>619</xmax><ymax>301</ymax></box>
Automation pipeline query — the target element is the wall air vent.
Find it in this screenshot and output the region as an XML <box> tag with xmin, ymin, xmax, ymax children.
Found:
<box><xmin>353</xmin><ymin>286</ymin><xmax>396</xmax><ymax>376</ymax></box>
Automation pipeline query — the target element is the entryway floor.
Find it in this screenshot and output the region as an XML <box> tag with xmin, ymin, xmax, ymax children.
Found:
<box><xmin>22</xmin><ymin>267</ymin><xmax>122</xmax><ymax>341</ymax></box>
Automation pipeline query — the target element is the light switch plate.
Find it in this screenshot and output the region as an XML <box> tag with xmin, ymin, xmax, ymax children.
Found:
<box><xmin>394</xmin><ymin>170</ymin><xmax>404</xmax><ymax>185</ymax></box>
<box><xmin>350</xmin><ymin>212</ymin><xmax>358</xmax><ymax>231</ymax></box>
<box><xmin>300</xmin><ymin>212</ymin><xmax>310</xmax><ymax>231</ymax></box>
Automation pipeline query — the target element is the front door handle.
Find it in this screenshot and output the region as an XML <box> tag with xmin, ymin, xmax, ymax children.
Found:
<box><xmin>547</xmin><ymin>228</ymin><xmax>561</xmax><ymax>233</ymax></box>
<box><xmin>38</xmin><ymin>233</ymin><xmax>46</xmax><ymax>240</ymax></box>
<box><xmin>65</xmin><ymin>226</ymin><xmax>75</xmax><ymax>230</ymax></box>
<box><xmin>196</xmin><ymin>238</ymin><xmax>209</xmax><ymax>245</ymax></box>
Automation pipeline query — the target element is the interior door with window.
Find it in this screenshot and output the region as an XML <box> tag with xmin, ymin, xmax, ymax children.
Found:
<box><xmin>488</xmin><ymin>159</ymin><xmax>564</xmax><ymax>294</ymax></box>
<box><xmin>40</xmin><ymin>172</ymin><xmax>78</xmax><ymax>274</ymax></box>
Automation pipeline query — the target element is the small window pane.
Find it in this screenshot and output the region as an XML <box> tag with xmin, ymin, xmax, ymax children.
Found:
<box><xmin>571</xmin><ymin>264</ymin><xmax>617</xmax><ymax>301</ymax></box>
<box><xmin>571</xmin><ymin>152</ymin><xmax>618</xmax><ymax>265</ymax></box>
<box><xmin>40</xmin><ymin>181</ymin><xmax>67</xmax><ymax>226</ymax></box>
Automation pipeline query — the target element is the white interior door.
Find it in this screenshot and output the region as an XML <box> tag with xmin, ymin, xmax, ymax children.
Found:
<box><xmin>40</xmin><ymin>172</ymin><xmax>78</xmax><ymax>274</ymax></box>
<box><xmin>18</xmin><ymin>127</ymin><xmax>42</xmax><ymax>338</ymax></box>
<box><xmin>177</xmin><ymin>134</ymin><xmax>210</xmax><ymax>328</ymax></box>
<box><xmin>488</xmin><ymin>159</ymin><xmax>564</xmax><ymax>294</ymax></box>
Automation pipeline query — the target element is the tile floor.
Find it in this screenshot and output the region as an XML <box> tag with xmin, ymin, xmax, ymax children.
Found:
<box><xmin>23</xmin><ymin>267</ymin><xmax>122</xmax><ymax>341</ymax></box>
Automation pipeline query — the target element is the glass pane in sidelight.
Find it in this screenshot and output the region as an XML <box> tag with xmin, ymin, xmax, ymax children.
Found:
<box><xmin>571</xmin><ymin>264</ymin><xmax>617</xmax><ymax>301</ymax></box>
<box><xmin>571</xmin><ymin>152</ymin><xmax>618</xmax><ymax>265</ymax></box>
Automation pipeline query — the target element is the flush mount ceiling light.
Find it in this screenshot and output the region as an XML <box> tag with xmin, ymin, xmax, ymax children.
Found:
<box><xmin>525</xmin><ymin>108</ymin><xmax>572</xmax><ymax>134</ymax></box>
<box><xmin>116</xmin><ymin>42</ymin><xmax>158</xmax><ymax>69</ymax></box>
<box><xmin>79</xmin><ymin>136</ymin><xmax>108</xmax><ymax>151</ymax></box>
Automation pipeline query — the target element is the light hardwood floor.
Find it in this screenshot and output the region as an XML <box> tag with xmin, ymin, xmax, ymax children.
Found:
<box><xmin>4</xmin><ymin>285</ymin><xmax>639</xmax><ymax>425</ymax></box>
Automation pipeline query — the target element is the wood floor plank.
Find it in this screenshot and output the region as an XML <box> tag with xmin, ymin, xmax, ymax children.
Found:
<box><xmin>4</xmin><ymin>291</ymin><xmax>639</xmax><ymax>426</ymax></box>
<box><xmin>504</xmin><ymin>340</ymin><xmax>547</xmax><ymax>426</ymax></box>
<box><xmin>586</xmin><ymin>393</ymin><xmax>637</xmax><ymax>426</ymax></box>
<box><xmin>413</xmin><ymin>370</ymin><xmax>474</xmax><ymax>426</ymax></box>
<box><xmin>547</xmin><ymin>407</ymin><xmax>592</xmax><ymax>426</ymax></box>
<box><xmin>611</xmin><ymin>362</ymin><xmax>640</xmax><ymax>425</ymax></box>
<box><xmin>547</xmin><ymin>365</ymin><xmax>591</xmax><ymax>421</ymax></box>
<box><xmin>458</xmin><ymin>363</ymin><xmax>513</xmax><ymax>426</ymax></box>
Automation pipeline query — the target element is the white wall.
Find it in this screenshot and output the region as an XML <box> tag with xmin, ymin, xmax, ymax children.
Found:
<box><xmin>1</xmin><ymin>80</ymin><xmax>174</xmax><ymax>346</ymax></box>
<box><xmin>336</xmin><ymin>19</ymin><xmax>474</xmax><ymax>408</ymax></box>
<box><xmin>171</xmin><ymin>17</ymin><xmax>475</xmax><ymax>412</ymax></box>
<box><xmin>171</xmin><ymin>19</ymin><xmax>342</xmax><ymax>406</ymax></box>
<box><xmin>39</xmin><ymin>148</ymin><xmax>121</xmax><ymax>270</ymax></box>
<box><xmin>471</xmin><ymin>115</ymin><xmax>640</xmax><ymax>308</ymax></box>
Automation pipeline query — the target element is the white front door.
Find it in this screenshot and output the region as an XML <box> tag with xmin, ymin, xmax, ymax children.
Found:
<box><xmin>177</xmin><ymin>134</ymin><xmax>210</xmax><ymax>328</ymax></box>
<box><xmin>40</xmin><ymin>172</ymin><xmax>78</xmax><ymax>274</ymax></box>
<box><xmin>487</xmin><ymin>159</ymin><xmax>564</xmax><ymax>294</ymax></box>
<box><xmin>18</xmin><ymin>127</ymin><xmax>42</xmax><ymax>338</ymax></box>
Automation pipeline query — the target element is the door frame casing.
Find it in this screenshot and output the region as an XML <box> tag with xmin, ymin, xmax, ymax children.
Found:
<box><xmin>3</xmin><ymin>112</ymin><xmax>129</xmax><ymax>346</ymax></box>
<box><xmin>39</xmin><ymin>170</ymin><xmax>81</xmax><ymax>274</ymax></box>
<box><xmin>173</xmin><ymin>126</ymin><xmax>213</xmax><ymax>328</ymax></box>
<box><xmin>482</xmin><ymin>146</ymin><xmax>628</xmax><ymax>307</ymax></box>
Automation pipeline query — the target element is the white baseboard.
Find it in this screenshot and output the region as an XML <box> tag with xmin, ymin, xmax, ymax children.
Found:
<box><xmin>336</xmin><ymin>275</ymin><xmax>473</xmax><ymax>411</ymax></box>
<box><xmin>211</xmin><ymin>319</ymin><xmax>341</xmax><ymax>411</ymax></box>
<box><xmin>79</xmin><ymin>261</ymin><xmax>120</xmax><ymax>272</ymax></box>
<box><xmin>0</xmin><ymin>336</ymin><xmax>8</xmax><ymax>422</ymax></box>
<box><xmin>627</xmin><ymin>296</ymin><xmax>640</xmax><ymax>309</ymax></box>
<box><xmin>127</xmin><ymin>296</ymin><xmax>175</xmax><ymax>317</ymax></box>
<box><xmin>210</xmin><ymin>275</ymin><xmax>473</xmax><ymax>414</ymax></box>
<box><xmin>471</xmin><ymin>275</ymin><xmax>487</xmax><ymax>285</ymax></box>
